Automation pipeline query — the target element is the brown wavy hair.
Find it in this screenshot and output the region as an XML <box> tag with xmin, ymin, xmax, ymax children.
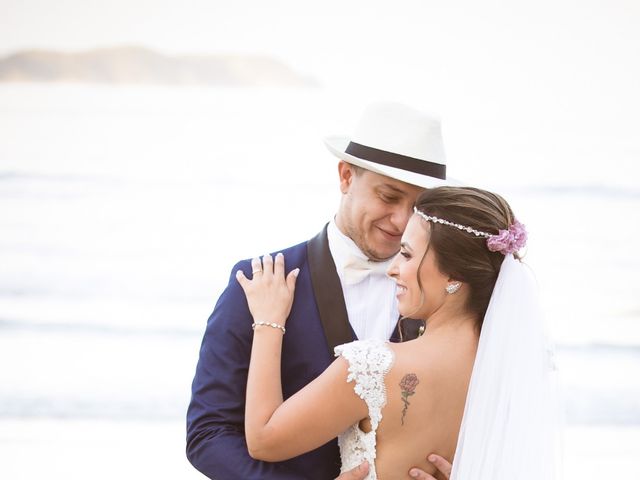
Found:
<box><xmin>412</xmin><ymin>186</ymin><xmax>520</xmax><ymax>330</ymax></box>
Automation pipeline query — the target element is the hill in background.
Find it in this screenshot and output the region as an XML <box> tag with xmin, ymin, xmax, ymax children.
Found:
<box><xmin>0</xmin><ymin>46</ymin><xmax>318</xmax><ymax>87</ymax></box>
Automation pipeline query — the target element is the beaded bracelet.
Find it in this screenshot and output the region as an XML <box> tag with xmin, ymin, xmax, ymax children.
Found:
<box><xmin>252</xmin><ymin>321</ymin><xmax>286</xmax><ymax>334</ymax></box>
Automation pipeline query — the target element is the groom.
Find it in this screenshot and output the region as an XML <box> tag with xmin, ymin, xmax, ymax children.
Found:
<box><xmin>187</xmin><ymin>103</ymin><xmax>454</xmax><ymax>479</ymax></box>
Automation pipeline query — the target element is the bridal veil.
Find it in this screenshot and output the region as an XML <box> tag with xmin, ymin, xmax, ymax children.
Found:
<box><xmin>451</xmin><ymin>254</ymin><xmax>563</xmax><ymax>479</ymax></box>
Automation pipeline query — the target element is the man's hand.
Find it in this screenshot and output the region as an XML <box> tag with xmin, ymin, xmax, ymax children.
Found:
<box><xmin>409</xmin><ymin>454</ymin><xmax>452</xmax><ymax>479</ymax></box>
<box><xmin>334</xmin><ymin>453</ymin><xmax>452</xmax><ymax>480</ymax></box>
<box><xmin>334</xmin><ymin>461</ymin><xmax>369</xmax><ymax>480</ymax></box>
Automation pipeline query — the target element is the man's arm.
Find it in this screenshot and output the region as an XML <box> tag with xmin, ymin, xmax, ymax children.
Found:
<box><xmin>186</xmin><ymin>261</ymin><xmax>304</xmax><ymax>479</ymax></box>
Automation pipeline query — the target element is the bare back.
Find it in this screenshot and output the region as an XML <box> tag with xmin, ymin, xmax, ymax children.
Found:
<box><xmin>373</xmin><ymin>326</ymin><xmax>478</xmax><ymax>479</ymax></box>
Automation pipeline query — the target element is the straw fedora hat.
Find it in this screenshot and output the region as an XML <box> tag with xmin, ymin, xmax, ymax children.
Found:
<box><xmin>324</xmin><ymin>102</ymin><xmax>456</xmax><ymax>188</ymax></box>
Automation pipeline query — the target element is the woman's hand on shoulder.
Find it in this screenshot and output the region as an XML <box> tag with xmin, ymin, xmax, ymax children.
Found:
<box><xmin>236</xmin><ymin>253</ymin><xmax>299</xmax><ymax>326</ymax></box>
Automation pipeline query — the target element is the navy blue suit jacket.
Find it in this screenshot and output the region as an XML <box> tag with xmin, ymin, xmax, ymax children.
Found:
<box><xmin>186</xmin><ymin>226</ymin><xmax>420</xmax><ymax>479</ymax></box>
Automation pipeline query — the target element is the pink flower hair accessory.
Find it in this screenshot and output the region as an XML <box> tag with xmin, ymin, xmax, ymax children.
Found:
<box><xmin>413</xmin><ymin>207</ymin><xmax>527</xmax><ymax>255</ymax></box>
<box><xmin>486</xmin><ymin>220</ymin><xmax>527</xmax><ymax>255</ymax></box>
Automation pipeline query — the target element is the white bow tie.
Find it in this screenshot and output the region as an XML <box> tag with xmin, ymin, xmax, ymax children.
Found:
<box><xmin>342</xmin><ymin>255</ymin><xmax>390</xmax><ymax>286</ymax></box>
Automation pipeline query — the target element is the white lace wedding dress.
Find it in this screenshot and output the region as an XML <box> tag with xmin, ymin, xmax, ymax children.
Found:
<box><xmin>332</xmin><ymin>257</ymin><xmax>561</xmax><ymax>480</ymax></box>
<box><xmin>334</xmin><ymin>339</ymin><xmax>395</xmax><ymax>480</ymax></box>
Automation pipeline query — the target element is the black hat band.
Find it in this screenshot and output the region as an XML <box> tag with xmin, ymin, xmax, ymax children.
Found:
<box><xmin>345</xmin><ymin>142</ymin><xmax>446</xmax><ymax>179</ymax></box>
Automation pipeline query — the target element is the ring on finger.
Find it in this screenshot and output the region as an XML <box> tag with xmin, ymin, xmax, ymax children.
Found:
<box><xmin>252</xmin><ymin>269</ymin><xmax>263</xmax><ymax>275</ymax></box>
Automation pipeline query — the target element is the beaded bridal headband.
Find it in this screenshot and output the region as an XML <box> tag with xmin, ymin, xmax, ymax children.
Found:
<box><xmin>413</xmin><ymin>206</ymin><xmax>527</xmax><ymax>255</ymax></box>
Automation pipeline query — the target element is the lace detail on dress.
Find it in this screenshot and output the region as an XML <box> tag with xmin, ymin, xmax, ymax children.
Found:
<box><xmin>334</xmin><ymin>339</ymin><xmax>395</xmax><ymax>480</ymax></box>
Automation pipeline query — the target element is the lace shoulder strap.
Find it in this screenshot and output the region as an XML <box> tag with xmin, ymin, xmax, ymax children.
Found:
<box><xmin>334</xmin><ymin>339</ymin><xmax>394</xmax><ymax>430</ymax></box>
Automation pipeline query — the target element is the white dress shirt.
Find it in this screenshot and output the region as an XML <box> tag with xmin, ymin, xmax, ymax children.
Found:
<box><xmin>327</xmin><ymin>220</ymin><xmax>399</xmax><ymax>341</ymax></box>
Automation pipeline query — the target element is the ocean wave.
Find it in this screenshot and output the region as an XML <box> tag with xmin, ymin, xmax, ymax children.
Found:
<box><xmin>558</xmin><ymin>343</ymin><xmax>640</xmax><ymax>355</ymax></box>
<box><xmin>0</xmin><ymin>317</ymin><xmax>199</xmax><ymax>337</ymax></box>
<box><xmin>507</xmin><ymin>183</ymin><xmax>640</xmax><ymax>198</ymax></box>
<box><xmin>0</xmin><ymin>394</ymin><xmax>185</xmax><ymax>421</ymax></box>
<box><xmin>1</xmin><ymin>386</ymin><xmax>638</xmax><ymax>426</ymax></box>
<box><xmin>1</xmin><ymin>314</ymin><xmax>639</xmax><ymax>350</ymax></box>
<box><xmin>2</xmin><ymin>170</ymin><xmax>639</xmax><ymax>198</ymax></box>
<box><xmin>0</xmin><ymin>170</ymin><xmax>123</xmax><ymax>184</ymax></box>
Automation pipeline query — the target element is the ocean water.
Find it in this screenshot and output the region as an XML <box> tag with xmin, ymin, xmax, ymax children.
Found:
<box><xmin>1</xmin><ymin>85</ymin><xmax>639</xmax><ymax>478</ymax></box>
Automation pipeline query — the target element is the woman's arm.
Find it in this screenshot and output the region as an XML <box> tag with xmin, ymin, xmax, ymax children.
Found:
<box><xmin>237</xmin><ymin>253</ymin><xmax>368</xmax><ymax>462</ymax></box>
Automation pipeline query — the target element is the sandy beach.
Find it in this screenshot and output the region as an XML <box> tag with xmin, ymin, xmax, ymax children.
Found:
<box><xmin>1</xmin><ymin>419</ymin><xmax>638</xmax><ymax>479</ymax></box>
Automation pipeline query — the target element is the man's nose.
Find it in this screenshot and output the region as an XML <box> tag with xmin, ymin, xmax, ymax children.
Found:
<box><xmin>389</xmin><ymin>204</ymin><xmax>413</xmax><ymax>231</ymax></box>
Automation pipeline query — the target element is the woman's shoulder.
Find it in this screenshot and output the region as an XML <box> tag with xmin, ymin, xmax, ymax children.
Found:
<box><xmin>335</xmin><ymin>339</ymin><xmax>395</xmax><ymax>368</ymax></box>
<box><xmin>334</xmin><ymin>339</ymin><xmax>396</xmax><ymax>393</ymax></box>
<box><xmin>335</xmin><ymin>338</ymin><xmax>391</xmax><ymax>354</ymax></box>
<box><xmin>384</xmin><ymin>332</ymin><xmax>478</xmax><ymax>393</ymax></box>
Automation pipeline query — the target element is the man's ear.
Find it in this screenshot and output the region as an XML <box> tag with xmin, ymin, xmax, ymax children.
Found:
<box><xmin>338</xmin><ymin>161</ymin><xmax>355</xmax><ymax>194</ymax></box>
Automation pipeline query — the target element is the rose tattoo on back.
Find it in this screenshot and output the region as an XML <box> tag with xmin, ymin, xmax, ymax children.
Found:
<box><xmin>399</xmin><ymin>373</ymin><xmax>419</xmax><ymax>425</ymax></box>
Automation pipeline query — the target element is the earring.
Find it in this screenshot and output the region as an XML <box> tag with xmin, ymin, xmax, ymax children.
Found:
<box><xmin>446</xmin><ymin>282</ymin><xmax>461</xmax><ymax>294</ymax></box>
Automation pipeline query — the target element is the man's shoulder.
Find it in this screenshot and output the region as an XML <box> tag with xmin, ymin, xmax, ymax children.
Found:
<box><xmin>279</xmin><ymin>237</ymin><xmax>310</xmax><ymax>257</ymax></box>
<box><xmin>232</xmin><ymin>227</ymin><xmax>327</xmax><ymax>270</ymax></box>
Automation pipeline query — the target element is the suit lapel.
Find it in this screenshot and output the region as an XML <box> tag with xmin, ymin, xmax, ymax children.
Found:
<box><xmin>307</xmin><ymin>225</ymin><xmax>354</xmax><ymax>354</ymax></box>
<box><xmin>389</xmin><ymin>317</ymin><xmax>423</xmax><ymax>343</ymax></box>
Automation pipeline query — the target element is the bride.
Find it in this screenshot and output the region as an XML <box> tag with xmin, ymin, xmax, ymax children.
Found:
<box><xmin>236</xmin><ymin>186</ymin><xmax>560</xmax><ymax>479</ymax></box>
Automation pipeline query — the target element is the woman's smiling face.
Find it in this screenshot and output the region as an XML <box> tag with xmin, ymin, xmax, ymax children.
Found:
<box><xmin>387</xmin><ymin>214</ymin><xmax>450</xmax><ymax>319</ymax></box>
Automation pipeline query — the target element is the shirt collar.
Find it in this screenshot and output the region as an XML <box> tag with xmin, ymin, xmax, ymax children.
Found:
<box><xmin>327</xmin><ymin>219</ymin><xmax>394</xmax><ymax>275</ymax></box>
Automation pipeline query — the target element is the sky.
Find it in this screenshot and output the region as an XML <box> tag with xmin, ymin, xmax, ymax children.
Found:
<box><xmin>2</xmin><ymin>0</ymin><xmax>638</xmax><ymax>88</ymax></box>
<box><xmin>1</xmin><ymin>0</ymin><xmax>639</xmax><ymax>186</ymax></box>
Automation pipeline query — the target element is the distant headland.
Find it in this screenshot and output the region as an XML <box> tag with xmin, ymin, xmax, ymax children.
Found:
<box><xmin>0</xmin><ymin>46</ymin><xmax>318</xmax><ymax>87</ymax></box>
